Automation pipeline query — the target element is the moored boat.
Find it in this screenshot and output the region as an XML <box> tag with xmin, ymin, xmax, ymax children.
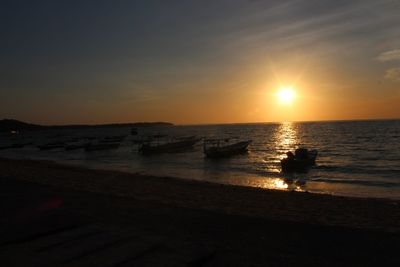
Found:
<box><xmin>65</xmin><ymin>141</ymin><xmax>89</xmax><ymax>151</ymax></box>
<box><xmin>203</xmin><ymin>139</ymin><xmax>252</xmax><ymax>158</ymax></box>
<box><xmin>0</xmin><ymin>142</ymin><xmax>32</xmax><ymax>150</ymax></box>
<box><xmin>138</xmin><ymin>136</ymin><xmax>200</xmax><ymax>155</ymax></box>
<box><xmin>102</xmin><ymin>135</ymin><xmax>126</xmax><ymax>143</ymax></box>
<box><xmin>37</xmin><ymin>142</ymin><xmax>65</xmax><ymax>150</ymax></box>
<box><xmin>84</xmin><ymin>142</ymin><xmax>120</xmax><ymax>152</ymax></box>
<box><xmin>131</xmin><ymin>128</ymin><xmax>138</xmax><ymax>135</ymax></box>
<box><xmin>281</xmin><ymin>148</ymin><xmax>318</xmax><ymax>172</ymax></box>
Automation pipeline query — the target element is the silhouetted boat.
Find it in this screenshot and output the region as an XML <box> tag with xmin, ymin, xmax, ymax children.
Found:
<box><xmin>0</xmin><ymin>142</ymin><xmax>32</xmax><ymax>150</ymax></box>
<box><xmin>85</xmin><ymin>142</ymin><xmax>120</xmax><ymax>152</ymax></box>
<box><xmin>65</xmin><ymin>141</ymin><xmax>89</xmax><ymax>150</ymax></box>
<box><xmin>138</xmin><ymin>136</ymin><xmax>200</xmax><ymax>155</ymax></box>
<box><xmin>203</xmin><ymin>139</ymin><xmax>252</xmax><ymax>158</ymax></box>
<box><xmin>102</xmin><ymin>135</ymin><xmax>126</xmax><ymax>143</ymax></box>
<box><xmin>67</xmin><ymin>137</ymin><xmax>82</xmax><ymax>143</ymax></box>
<box><xmin>0</xmin><ymin>145</ymin><xmax>13</xmax><ymax>150</ymax></box>
<box><xmin>281</xmin><ymin>148</ymin><xmax>318</xmax><ymax>172</ymax></box>
<box><xmin>37</xmin><ymin>142</ymin><xmax>65</xmax><ymax>150</ymax></box>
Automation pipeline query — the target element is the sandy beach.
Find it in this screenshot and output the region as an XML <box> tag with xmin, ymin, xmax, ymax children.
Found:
<box><xmin>1</xmin><ymin>157</ymin><xmax>400</xmax><ymax>266</ymax></box>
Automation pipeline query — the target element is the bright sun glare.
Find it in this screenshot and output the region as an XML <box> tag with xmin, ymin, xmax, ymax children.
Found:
<box><xmin>277</xmin><ymin>87</ymin><xmax>295</xmax><ymax>104</ymax></box>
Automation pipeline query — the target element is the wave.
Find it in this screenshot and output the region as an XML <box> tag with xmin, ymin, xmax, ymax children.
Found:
<box><xmin>315</xmin><ymin>164</ymin><xmax>400</xmax><ymax>174</ymax></box>
<box><xmin>309</xmin><ymin>177</ymin><xmax>400</xmax><ymax>188</ymax></box>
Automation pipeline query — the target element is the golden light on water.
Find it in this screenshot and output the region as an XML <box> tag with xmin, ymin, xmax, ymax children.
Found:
<box><xmin>272</xmin><ymin>178</ymin><xmax>289</xmax><ymax>189</ymax></box>
<box><xmin>277</xmin><ymin>87</ymin><xmax>295</xmax><ymax>104</ymax></box>
<box><xmin>248</xmin><ymin>177</ymin><xmax>306</xmax><ymax>192</ymax></box>
<box><xmin>276</xmin><ymin>122</ymin><xmax>299</xmax><ymax>149</ymax></box>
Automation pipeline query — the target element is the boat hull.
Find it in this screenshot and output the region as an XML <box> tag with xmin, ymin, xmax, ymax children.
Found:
<box><xmin>85</xmin><ymin>143</ymin><xmax>120</xmax><ymax>152</ymax></box>
<box><xmin>139</xmin><ymin>138</ymin><xmax>199</xmax><ymax>155</ymax></box>
<box><xmin>204</xmin><ymin>140</ymin><xmax>251</xmax><ymax>158</ymax></box>
<box><xmin>281</xmin><ymin>150</ymin><xmax>318</xmax><ymax>172</ymax></box>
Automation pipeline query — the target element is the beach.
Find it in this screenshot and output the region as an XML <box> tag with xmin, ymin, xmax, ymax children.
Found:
<box><xmin>1</xmin><ymin>158</ymin><xmax>399</xmax><ymax>266</ymax></box>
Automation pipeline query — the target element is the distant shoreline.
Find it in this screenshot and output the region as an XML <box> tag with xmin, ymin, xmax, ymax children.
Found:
<box><xmin>1</xmin><ymin>157</ymin><xmax>399</xmax><ymax>233</ymax></box>
<box><xmin>2</xmin><ymin>118</ymin><xmax>399</xmax><ymax>131</ymax></box>
<box><xmin>0</xmin><ymin>119</ymin><xmax>173</xmax><ymax>133</ymax></box>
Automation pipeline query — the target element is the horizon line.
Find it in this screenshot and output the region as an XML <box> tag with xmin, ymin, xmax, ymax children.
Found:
<box><xmin>3</xmin><ymin>117</ymin><xmax>400</xmax><ymax>127</ymax></box>
<box><xmin>177</xmin><ymin>117</ymin><xmax>400</xmax><ymax>126</ymax></box>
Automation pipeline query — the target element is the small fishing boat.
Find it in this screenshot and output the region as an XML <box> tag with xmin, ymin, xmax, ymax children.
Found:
<box><xmin>0</xmin><ymin>145</ymin><xmax>13</xmax><ymax>150</ymax></box>
<box><xmin>67</xmin><ymin>137</ymin><xmax>82</xmax><ymax>143</ymax></box>
<box><xmin>102</xmin><ymin>135</ymin><xmax>126</xmax><ymax>143</ymax></box>
<box><xmin>37</xmin><ymin>142</ymin><xmax>65</xmax><ymax>150</ymax></box>
<box><xmin>84</xmin><ymin>142</ymin><xmax>120</xmax><ymax>152</ymax></box>
<box><xmin>281</xmin><ymin>148</ymin><xmax>318</xmax><ymax>172</ymax></box>
<box><xmin>131</xmin><ymin>128</ymin><xmax>138</xmax><ymax>135</ymax></box>
<box><xmin>0</xmin><ymin>142</ymin><xmax>32</xmax><ymax>150</ymax></box>
<box><xmin>203</xmin><ymin>139</ymin><xmax>252</xmax><ymax>158</ymax></box>
<box><xmin>138</xmin><ymin>135</ymin><xmax>200</xmax><ymax>155</ymax></box>
<box><xmin>65</xmin><ymin>141</ymin><xmax>89</xmax><ymax>151</ymax></box>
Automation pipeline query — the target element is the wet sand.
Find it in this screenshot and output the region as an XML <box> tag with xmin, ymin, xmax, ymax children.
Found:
<box><xmin>1</xmin><ymin>157</ymin><xmax>400</xmax><ymax>266</ymax></box>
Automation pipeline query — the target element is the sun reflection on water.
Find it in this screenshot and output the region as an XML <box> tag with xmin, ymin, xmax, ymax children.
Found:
<box><xmin>245</xmin><ymin>177</ymin><xmax>306</xmax><ymax>192</ymax></box>
<box><xmin>262</xmin><ymin>122</ymin><xmax>300</xmax><ymax>173</ymax></box>
<box><xmin>275</xmin><ymin>122</ymin><xmax>299</xmax><ymax>153</ymax></box>
<box><xmin>272</xmin><ymin>178</ymin><xmax>289</xmax><ymax>189</ymax></box>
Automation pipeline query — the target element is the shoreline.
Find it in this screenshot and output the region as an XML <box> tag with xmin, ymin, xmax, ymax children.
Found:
<box><xmin>1</xmin><ymin>157</ymin><xmax>399</xmax><ymax>233</ymax></box>
<box><xmin>29</xmin><ymin>157</ymin><xmax>400</xmax><ymax>201</ymax></box>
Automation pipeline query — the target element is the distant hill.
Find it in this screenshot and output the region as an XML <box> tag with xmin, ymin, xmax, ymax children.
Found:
<box><xmin>0</xmin><ymin>119</ymin><xmax>45</xmax><ymax>132</ymax></box>
<box><xmin>0</xmin><ymin>119</ymin><xmax>173</xmax><ymax>132</ymax></box>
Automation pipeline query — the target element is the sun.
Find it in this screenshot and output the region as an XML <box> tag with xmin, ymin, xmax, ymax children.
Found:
<box><xmin>277</xmin><ymin>87</ymin><xmax>295</xmax><ymax>104</ymax></box>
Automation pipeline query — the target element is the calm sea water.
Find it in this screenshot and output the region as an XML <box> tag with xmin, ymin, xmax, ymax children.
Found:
<box><xmin>1</xmin><ymin>120</ymin><xmax>400</xmax><ymax>199</ymax></box>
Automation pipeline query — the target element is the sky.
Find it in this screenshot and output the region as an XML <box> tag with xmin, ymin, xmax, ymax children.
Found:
<box><xmin>1</xmin><ymin>0</ymin><xmax>400</xmax><ymax>125</ymax></box>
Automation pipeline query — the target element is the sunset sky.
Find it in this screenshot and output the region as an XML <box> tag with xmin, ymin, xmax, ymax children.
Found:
<box><xmin>1</xmin><ymin>0</ymin><xmax>400</xmax><ymax>125</ymax></box>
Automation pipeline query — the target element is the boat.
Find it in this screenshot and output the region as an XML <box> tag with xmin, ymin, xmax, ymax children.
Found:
<box><xmin>203</xmin><ymin>139</ymin><xmax>252</xmax><ymax>158</ymax></box>
<box><xmin>138</xmin><ymin>136</ymin><xmax>200</xmax><ymax>155</ymax></box>
<box><xmin>0</xmin><ymin>145</ymin><xmax>14</xmax><ymax>150</ymax></box>
<box><xmin>65</xmin><ymin>141</ymin><xmax>89</xmax><ymax>151</ymax></box>
<box><xmin>37</xmin><ymin>142</ymin><xmax>65</xmax><ymax>150</ymax></box>
<box><xmin>281</xmin><ymin>148</ymin><xmax>318</xmax><ymax>172</ymax></box>
<box><xmin>0</xmin><ymin>142</ymin><xmax>32</xmax><ymax>150</ymax></box>
<box><xmin>130</xmin><ymin>128</ymin><xmax>138</xmax><ymax>135</ymax></box>
<box><xmin>102</xmin><ymin>135</ymin><xmax>126</xmax><ymax>143</ymax></box>
<box><xmin>84</xmin><ymin>142</ymin><xmax>120</xmax><ymax>152</ymax></box>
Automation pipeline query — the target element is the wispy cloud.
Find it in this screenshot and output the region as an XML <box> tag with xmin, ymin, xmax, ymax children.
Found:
<box><xmin>377</xmin><ymin>49</ymin><xmax>400</xmax><ymax>62</ymax></box>
<box><xmin>215</xmin><ymin>0</ymin><xmax>400</xmax><ymax>57</ymax></box>
<box><xmin>384</xmin><ymin>68</ymin><xmax>400</xmax><ymax>81</ymax></box>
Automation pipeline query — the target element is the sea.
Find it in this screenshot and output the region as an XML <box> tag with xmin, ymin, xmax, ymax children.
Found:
<box><xmin>1</xmin><ymin>120</ymin><xmax>399</xmax><ymax>199</ymax></box>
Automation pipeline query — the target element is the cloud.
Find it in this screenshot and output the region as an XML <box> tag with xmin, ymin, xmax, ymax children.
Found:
<box><xmin>384</xmin><ymin>68</ymin><xmax>400</xmax><ymax>81</ymax></box>
<box><xmin>218</xmin><ymin>1</ymin><xmax>400</xmax><ymax>57</ymax></box>
<box><xmin>377</xmin><ymin>49</ymin><xmax>400</xmax><ymax>62</ymax></box>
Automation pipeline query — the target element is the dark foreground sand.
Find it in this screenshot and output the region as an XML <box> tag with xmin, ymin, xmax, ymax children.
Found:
<box><xmin>0</xmin><ymin>158</ymin><xmax>399</xmax><ymax>266</ymax></box>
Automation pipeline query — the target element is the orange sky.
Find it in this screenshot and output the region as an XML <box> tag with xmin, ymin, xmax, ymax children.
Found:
<box><xmin>1</xmin><ymin>1</ymin><xmax>399</xmax><ymax>125</ymax></box>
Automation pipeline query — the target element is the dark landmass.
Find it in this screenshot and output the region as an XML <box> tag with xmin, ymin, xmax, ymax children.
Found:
<box><xmin>0</xmin><ymin>119</ymin><xmax>173</xmax><ymax>132</ymax></box>
<box><xmin>0</xmin><ymin>119</ymin><xmax>44</xmax><ymax>132</ymax></box>
<box><xmin>1</xmin><ymin>158</ymin><xmax>399</xmax><ymax>266</ymax></box>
